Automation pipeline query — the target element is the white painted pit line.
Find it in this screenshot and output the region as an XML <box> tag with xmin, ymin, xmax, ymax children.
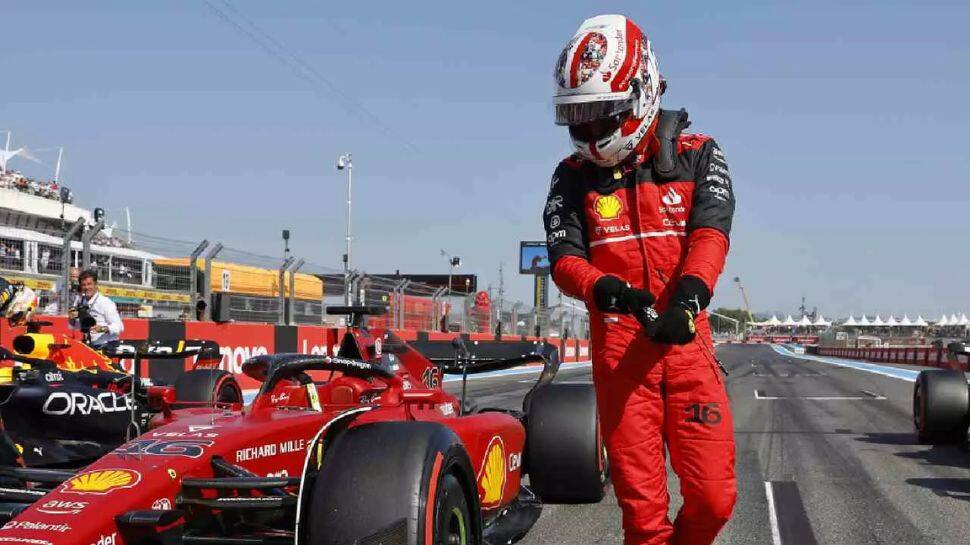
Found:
<box><xmin>765</xmin><ymin>481</ymin><xmax>782</xmax><ymax>545</ymax></box>
<box><xmin>754</xmin><ymin>389</ymin><xmax>886</xmax><ymax>401</ymax></box>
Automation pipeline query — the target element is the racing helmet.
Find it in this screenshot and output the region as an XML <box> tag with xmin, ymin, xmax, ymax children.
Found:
<box><xmin>553</xmin><ymin>14</ymin><xmax>663</xmax><ymax>168</ymax></box>
<box><xmin>2</xmin><ymin>285</ymin><xmax>36</xmax><ymax>327</ymax></box>
<box><xmin>0</xmin><ymin>277</ymin><xmax>15</xmax><ymax>315</ymax></box>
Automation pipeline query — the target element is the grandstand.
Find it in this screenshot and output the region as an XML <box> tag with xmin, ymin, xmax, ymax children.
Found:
<box><xmin>0</xmin><ymin>135</ymin><xmax>576</xmax><ymax>336</ymax></box>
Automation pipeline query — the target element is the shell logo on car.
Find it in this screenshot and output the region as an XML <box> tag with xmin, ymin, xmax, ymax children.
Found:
<box><xmin>594</xmin><ymin>194</ymin><xmax>623</xmax><ymax>220</ymax></box>
<box><xmin>478</xmin><ymin>437</ymin><xmax>506</xmax><ymax>507</ymax></box>
<box><xmin>62</xmin><ymin>469</ymin><xmax>141</xmax><ymax>495</ymax></box>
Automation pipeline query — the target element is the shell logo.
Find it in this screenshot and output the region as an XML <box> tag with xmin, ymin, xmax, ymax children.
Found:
<box><xmin>594</xmin><ymin>194</ymin><xmax>623</xmax><ymax>220</ymax></box>
<box><xmin>478</xmin><ymin>437</ymin><xmax>506</xmax><ymax>507</ymax></box>
<box><xmin>62</xmin><ymin>469</ymin><xmax>141</xmax><ymax>495</ymax></box>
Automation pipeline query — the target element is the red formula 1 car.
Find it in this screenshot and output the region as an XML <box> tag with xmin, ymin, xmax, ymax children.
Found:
<box><xmin>0</xmin><ymin>306</ymin><xmax>606</xmax><ymax>545</ymax></box>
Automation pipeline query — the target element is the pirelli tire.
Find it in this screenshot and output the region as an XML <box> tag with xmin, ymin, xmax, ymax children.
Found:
<box><xmin>914</xmin><ymin>369</ymin><xmax>970</xmax><ymax>445</ymax></box>
<box><xmin>525</xmin><ymin>383</ymin><xmax>607</xmax><ymax>504</ymax></box>
<box><xmin>306</xmin><ymin>422</ymin><xmax>481</xmax><ymax>545</ymax></box>
<box><xmin>173</xmin><ymin>369</ymin><xmax>242</xmax><ymax>408</ymax></box>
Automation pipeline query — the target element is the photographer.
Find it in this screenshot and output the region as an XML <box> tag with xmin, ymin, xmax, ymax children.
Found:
<box><xmin>68</xmin><ymin>270</ymin><xmax>123</xmax><ymax>347</ymax></box>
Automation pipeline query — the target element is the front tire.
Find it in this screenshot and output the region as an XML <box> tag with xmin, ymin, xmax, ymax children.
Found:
<box><xmin>306</xmin><ymin>422</ymin><xmax>480</xmax><ymax>545</ymax></box>
<box><xmin>526</xmin><ymin>383</ymin><xmax>607</xmax><ymax>503</ymax></box>
<box><xmin>914</xmin><ymin>369</ymin><xmax>969</xmax><ymax>444</ymax></box>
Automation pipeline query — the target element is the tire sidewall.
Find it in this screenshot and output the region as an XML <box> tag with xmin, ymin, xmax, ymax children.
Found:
<box><xmin>433</xmin><ymin>473</ymin><xmax>472</xmax><ymax>545</ymax></box>
<box><xmin>306</xmin><ymin>422</ymin><xmax>481</xmax><ymax>545</ymax></box>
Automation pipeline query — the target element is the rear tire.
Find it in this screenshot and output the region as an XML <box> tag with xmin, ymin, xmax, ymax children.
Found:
<box><xmin>526</xmin><ymin>383</ymin><xmax>607</xmax><ymax>503</ymax></box>
<box><xmin>173</xmin><ymin>369</ymin><xmax>242</xmax><ymax>407</ymax></box>
<box><xmin>306</xmin><ymin>422</ymin><xmax>480</xmax><ymax>545</ymax></box>
<box><xmin>914</xmin><ymin>370</ymin><xmax>969</xmax><ymax>444</ymax></box>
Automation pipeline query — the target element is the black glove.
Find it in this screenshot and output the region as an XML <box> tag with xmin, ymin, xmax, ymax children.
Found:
<box><xmin>592</xmin><ymin>275</ymin><xmax>657</xmax><ymax>330</ymax></box>
<box><xmin>650</xmin><ymin>275</ymin><xmax>711</xmax><ymax>345</ymax></box>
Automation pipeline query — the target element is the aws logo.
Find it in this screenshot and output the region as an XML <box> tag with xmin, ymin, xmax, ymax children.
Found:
<box><xmin>593</xmin><ymin>194</ymin><xmax>623</xmax><ymax>220</ymax></box>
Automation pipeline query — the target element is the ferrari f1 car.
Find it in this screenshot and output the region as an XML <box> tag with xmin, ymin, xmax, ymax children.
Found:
<box><xmin>0</xmin><ymin>322</ymin><xmax>243</xmax><ymax>467</ymax></box>
<box><xmin>0</xmin><ymin>306</ymin><xmax>604</xmax><ymax>545</ymax></box>
<box><xmin>913</xmin><ymin>342</ymin><xmax>970</xmax><ymax>444</ymax></box>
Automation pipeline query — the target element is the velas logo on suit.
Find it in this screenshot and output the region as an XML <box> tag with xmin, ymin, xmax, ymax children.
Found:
<box><xmin>593</xmin><ymin>194</ymin><xmax>623</xmax><ymax>220</ymax></box>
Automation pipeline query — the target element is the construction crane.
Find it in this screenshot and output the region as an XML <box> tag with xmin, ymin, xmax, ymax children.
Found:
<box><xmin>733</xmin><ymin>276</ymin><xmax>755</xmax><ymax>325</ymax></box>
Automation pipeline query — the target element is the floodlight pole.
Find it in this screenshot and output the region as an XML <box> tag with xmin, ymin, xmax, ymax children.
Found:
<box><xmin>337</xmin><ymin>154</ymin><xmax>353</xmax><ymax>305</ymax></box>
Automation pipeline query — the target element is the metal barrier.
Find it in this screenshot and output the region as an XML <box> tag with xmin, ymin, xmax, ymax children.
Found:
<box><xmin>0</xmin><ymin>225</ymin><xmax>587</xmax><ymax>337</ymax></box>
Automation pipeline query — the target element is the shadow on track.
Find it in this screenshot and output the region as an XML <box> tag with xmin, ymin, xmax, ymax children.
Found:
<box><xmin>855</xmin><ymin>432</ymin><xmax>970</xmax><ymax>500</ymax></box>
<box><xmin>904</xmin><ymin>478</ymin><xmax>970</xmax><ymax>502</ymax></box>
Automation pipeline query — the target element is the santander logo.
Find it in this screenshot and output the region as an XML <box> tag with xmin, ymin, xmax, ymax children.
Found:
<box><xmin>661</xmin><ymin>188</ymin><xmax>682</xmax><ymax>206</ymax></box>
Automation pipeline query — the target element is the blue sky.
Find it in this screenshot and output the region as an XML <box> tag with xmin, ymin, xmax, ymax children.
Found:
<box><xmin>3</xmin><ymin>1</ymin><xmax>969</xmax><ymax>317</ymax></box>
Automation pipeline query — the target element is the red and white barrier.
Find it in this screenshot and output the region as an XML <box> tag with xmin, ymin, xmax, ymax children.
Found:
<box><xmin>814</xmin><ymin>345</ymin><xmax>967</xmax><ymax>372</ymax></box>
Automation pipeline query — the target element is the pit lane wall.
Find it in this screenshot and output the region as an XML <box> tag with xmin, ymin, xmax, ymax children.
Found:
<box><xmin>0</xmin><ymin>318</ymin><xmax>591</xmax><ymax>390</ymax></box>
<box><xmin>811</xmin><ymin>345</ymin><xmax>968</xmax><ymax>372</ymax></box>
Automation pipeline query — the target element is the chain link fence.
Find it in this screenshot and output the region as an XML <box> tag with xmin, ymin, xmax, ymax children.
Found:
<box><xmin>0</xmin><ymin>224</ymin><xmax>589</xmax><ymax>336</ymax></box>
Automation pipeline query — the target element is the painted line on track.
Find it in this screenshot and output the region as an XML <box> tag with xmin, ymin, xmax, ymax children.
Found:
<box><xmin>767</xmin><ymin>481</ymin><xmax>820</xmax><ymax>545</ymax></box>
<box><xmin>771</xmin><ymin>344</ymin><xmax>920</xmax><ymax>382</ymax></box>
<box><xmin>764</xmin><ymin>482</ymin><xmax>782</xmax><ymax>545</ymax></box>
<box><xmin>754</xmin><ymin>389</ymin><xmax>886</xmax><ymax>401</ymax></box>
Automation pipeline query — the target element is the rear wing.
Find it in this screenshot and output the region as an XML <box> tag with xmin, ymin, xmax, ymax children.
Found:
<box><xmin>104</xmin><ymin>339</ymin><xmax>221</xmax><ymax>366</ymax></box>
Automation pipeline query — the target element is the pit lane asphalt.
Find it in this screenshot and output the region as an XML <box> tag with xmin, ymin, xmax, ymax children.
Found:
<box><xmin>447</xmin><ymin>344</ymin><xmax>970</xmax><ymax>545</ymax></box>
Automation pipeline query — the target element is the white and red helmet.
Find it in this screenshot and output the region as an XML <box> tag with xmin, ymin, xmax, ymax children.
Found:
<box><xmin>554</xmin><ymin>15</ymin><xmax>662</xmax><ymax>167</ymax></box>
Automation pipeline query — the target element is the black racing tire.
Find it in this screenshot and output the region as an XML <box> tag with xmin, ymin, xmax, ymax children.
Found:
<box><xmin>525</xmin><ymin>383</ymin><xmax>607</xmax><ymax>504</ymax></box>
<box><xmin>173</xmin><ymin>369</ymin><xmax>242</xmax><ymax>408</ymax></box>
<box><xmin>306</xmin><ymin>421</ymin><xmax>481</xmax><ymax>545</ymax></box>
<box><xmin>914</xmin><ymin>369</ymin><xmax>970</xmax><ymax>444</ymax></box>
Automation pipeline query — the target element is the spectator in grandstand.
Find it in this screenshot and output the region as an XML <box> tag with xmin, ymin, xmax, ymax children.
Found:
<box><xmin>68</xmin><ymin>269</ymin><xmax>124</xmax><ymax>347</ymax></box>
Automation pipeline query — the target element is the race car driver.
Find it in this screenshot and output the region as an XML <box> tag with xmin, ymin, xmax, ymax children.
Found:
<box><xmin>544</xmin><ymin>15</ymin><xmax>737</xmax><ymax>545</ymax></box>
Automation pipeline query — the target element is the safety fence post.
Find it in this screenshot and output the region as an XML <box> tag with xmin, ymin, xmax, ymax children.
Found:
<box><xmin>287</xmin><ymin>258</ymin><xmax>305</xmax><ymax>325</ymax></box>
<box><xmin>202</xmin><ymin>242</ymin><xmax>223</xmax><ymax>321</ymax></box>
<box><xmin>81</xmin><ymin>219</ymin><xmax>104</xmax><ymax>272</ymax></box>
<box><xmin>188</xmin><ymin>240</ymin><xmax>209</xmax><ymax>320</ymax></box>
<box><xmin>59</xmin><ymin>218</ymin><xmax>86</xmax><ymax>312</ymax></box>
<box><xmin>277</xmin><ymin>257</ymin><xmax>295</xmax><ymax>326</ymax></box>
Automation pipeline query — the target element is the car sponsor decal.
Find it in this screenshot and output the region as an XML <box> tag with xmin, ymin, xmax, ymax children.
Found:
<box><xmin>508</xmin><ymin>451</ymin><xmax>522</xmax><ymax>472</ymax></box>
<box><xmin>0</xmin><ymin>538</ymin><xmax>53</xmax><ymax>545</ymax></box>
<box><xmin>1</xmin><ymin>522</ymin><xmax>70</xmax><ymax>533</ymax></box>
<box><xmin>150</xmin><ymin>430</ymin><xmax>219</xmax><ymax>439</ymax></box>
<box><xmin>62</xmin><ymin>469</ymin><xmax>141</xmax><ymax>495</ymax></box>
<box><xmin>37</xmin><ymin>500</ymin><xmax>87</xmax><ymax>515</ymax></box>
<box><xmin>477</xmin><ymin>436</ymin><xmax>507</xmax><ymax>507</ymax></box>
<box><xmin>235</xmin><ymin>439</ymin><xmax>306</xmax><ymax>463</ymax></box>
<box><xmin>593</xmin><ymin>194</ymin><xmax>623</xmax><ymax>220</ymax></box>
<box><xmin>90</xmin><ymin>533</ymin><xmax>116</xmax><ymax>545</ymax></box>
<box><xmin>42</xmin><ymin>392</ymin><xmax>133</xmax><ymax>416</ymax></box>
<box><xmin>151</xmin><ymin>498</ymin><xmax>172</xmax><ymax>510</ymax></box>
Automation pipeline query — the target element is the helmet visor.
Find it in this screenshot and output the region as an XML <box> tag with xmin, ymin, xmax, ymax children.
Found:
<box><xmin>555</xmin><ymin>97</ymin><xmax>634</xmax><ymax>126</ymax></box>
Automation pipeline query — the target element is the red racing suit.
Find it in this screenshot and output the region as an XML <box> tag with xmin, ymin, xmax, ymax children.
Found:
<box><xmin>543</xmin><ymin>109</ymin><xmax>737</xmax><ymax>545</ymax></box>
